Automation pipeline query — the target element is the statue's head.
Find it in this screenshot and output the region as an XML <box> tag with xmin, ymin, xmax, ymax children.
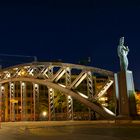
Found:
<box><xmin>119</xmin><ymin>37</ymin><xmax>124</xmax><ymax>46</ymax></box>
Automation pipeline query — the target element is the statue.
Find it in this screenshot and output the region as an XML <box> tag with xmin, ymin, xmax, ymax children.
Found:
<box><xmin>117</xmin><ymin>37</ymin><xmax>129</xmax><ymax>71</ymax></box>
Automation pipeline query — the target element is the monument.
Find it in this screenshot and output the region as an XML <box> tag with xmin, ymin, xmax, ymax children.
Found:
<box><xmin>117</xmin><ymin>37</ymin><xmax>129</xmax><ymax>71</ymax></box>
<box><xmin>115</xmin><ymin>37</ymin><xmax>137</xmax><ymax>120</ymax></box>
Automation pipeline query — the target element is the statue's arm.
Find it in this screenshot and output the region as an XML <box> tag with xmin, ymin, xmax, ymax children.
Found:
<box><xmin>126</xmin><ymin>46</ymin><xmax>129</xmax><ymax>52</ymax></box>
<box><xmin>123</xmin><ymin>46</ymin><xmax>129</xmax><ymax>52</ymax></box>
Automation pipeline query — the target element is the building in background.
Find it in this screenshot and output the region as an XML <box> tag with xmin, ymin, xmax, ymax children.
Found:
<box><xmin>1</xmin><ymin>76</ymin><xmax>115</xmax><ymax>122</ymax></box>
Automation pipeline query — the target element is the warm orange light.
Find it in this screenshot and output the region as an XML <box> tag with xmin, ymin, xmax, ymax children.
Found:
<box><xmin>42</xmin><ymin>111</ymin><xmax>47</xmax><ymax>117</ymax></box>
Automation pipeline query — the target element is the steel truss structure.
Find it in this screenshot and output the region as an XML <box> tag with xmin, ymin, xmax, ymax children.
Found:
<box><xmin>0</xmin><ymin>62</ymin><xmax>116</xmax><ymax>121</ymax></box>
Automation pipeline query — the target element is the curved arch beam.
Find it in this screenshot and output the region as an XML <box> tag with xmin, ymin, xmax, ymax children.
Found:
<box><xmin>0</xmin><ymin>77</ymin><xmax>115</xmax><ymax>119</ymax></box>
<box><xmin>1</xmin><ymin>62</ymin><xmax>114</xmax><ymax>77</ymax></box>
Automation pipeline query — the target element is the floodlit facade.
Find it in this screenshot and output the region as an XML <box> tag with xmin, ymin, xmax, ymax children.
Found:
<box><xmin>135</xmin><ymin>91</ymin><xmax>140</xmax><ymax>115</ymax></box>
<box><xmin>2</xmin><ymin>82</ymin><xmax>48</xmax><ymax>121</ymax></box>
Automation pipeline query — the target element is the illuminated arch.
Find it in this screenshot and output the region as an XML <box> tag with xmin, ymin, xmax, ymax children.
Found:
<box><xmin>0</xmin><ymin>62</ymin><xmax>115</xmax><ymax>120</ymax></box>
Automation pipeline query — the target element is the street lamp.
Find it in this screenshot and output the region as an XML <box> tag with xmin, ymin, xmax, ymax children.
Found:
<box><xmin>42</xmin><ymin>111</ymin><xmax>47</xmax><ymax>117</ymax></box>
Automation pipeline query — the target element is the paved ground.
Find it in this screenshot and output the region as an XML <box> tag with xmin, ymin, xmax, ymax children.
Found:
<box><xmin>0</xmin><ymin>121</ymin><xmax>140</xmax><ymax>140</ymax></box>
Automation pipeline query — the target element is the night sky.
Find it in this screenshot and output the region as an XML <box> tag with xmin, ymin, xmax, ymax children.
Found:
<box><xmin>0</xmin><ymin>0</ymin><xmax>140</xmax><ymax>89</ymax></box>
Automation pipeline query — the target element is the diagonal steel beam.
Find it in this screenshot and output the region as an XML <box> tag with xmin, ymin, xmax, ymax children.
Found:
<box><xmin>69</xmin><ymin>71</ymin><xmax>87</xmax><ymax>89</ymax></box>
<box><xmin>51</xmin><ymin>68</ymin><xmax>65</xmax><ymax>82</ymax></box>
<box><xmin>93</xmin><ymin>79</ymin><xmax>114</xmax><ymax>100</ymax></box>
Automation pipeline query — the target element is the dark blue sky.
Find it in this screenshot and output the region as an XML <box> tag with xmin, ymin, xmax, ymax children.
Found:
<box><xmin>0</xmin><ymin>0</ymin><xmax>140</xmax><ymax>89</ymax></box>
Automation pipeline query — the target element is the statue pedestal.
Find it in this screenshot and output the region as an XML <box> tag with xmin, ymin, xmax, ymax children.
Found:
<box><xmin>115</xmin><ymin>70</ymin><xmax>137</xmax><ymax>119</ymax></box>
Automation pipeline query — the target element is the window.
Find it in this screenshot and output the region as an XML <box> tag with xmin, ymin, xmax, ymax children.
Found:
<box><xmin>27</xmin><ymin>101</ymin><xmax>31</xmax><ymax>106</ymax></box>
<box><xmin>27</xmin><ymin>93</ymin><xmax>31</xmax><ymax>97</ymax></box>
<box><xmin>18</xmin><ymin>93</ymin><xmax>20</xmax><ymax>97</ymax></box>
<box><xmin>18</xmin><ymin>101</ymin><xmax>21</xmax><ymax>105</ymax></box>
<box><xmin>27</xmin><ymin>109</ymin><xmax>31</xmax><ymax>114</ymax></box>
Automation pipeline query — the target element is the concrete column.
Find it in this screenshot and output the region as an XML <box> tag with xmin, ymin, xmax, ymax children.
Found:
<box><xmin>115</xmin><ymin>70</ymin><xmax>137</xmax><ymax>119</ymax></box>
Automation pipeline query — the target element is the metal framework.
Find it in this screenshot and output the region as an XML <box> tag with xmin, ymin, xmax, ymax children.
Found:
<box><xmin>87</xmin><ymin>71</ymin><xmax>94</xmax><ymax>99</ymax></box>
<box><xmin>48</xmin><ymin>87</ymin><xmax>55</xmax><ymax>120</ymax></box>
<box><xmin>10</xmin><ymin>82</ymin><xmax>15</xmax><ymax>121</ymax></box>
<box><xmin>87</xmin><ymin>71</ymin><xmax>94</xmax><ymax>120</ymax></box>
<box><xmin>33</xmin><ymin>83</ymin><xmax>39</xmax><ymax>121</ymax></box>
<box><xmin>0</xmin><ymin>85</ymin><xmax>5</xmax><ymax>122</ymax></box>
<box><xmin>20</xmin><ymin>82</ymin><xmax>26</xmax><ymax>121</ymax></box>
<box><xmin>0</xmin><ymin>62</ymin><xmax>115</xmax><ymax>121</ymax></box>
<box><xmin>65</xmin><ymin>67</ymin><xmax>73</xmax><ymax>120</ymax></box>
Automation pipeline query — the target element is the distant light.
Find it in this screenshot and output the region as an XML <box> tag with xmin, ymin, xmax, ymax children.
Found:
<box><xmin>49</xmin><ymin>88</ymin><xmax>53</xmax><ymax>92</ymax></box>
<box><xmin>99</xmin><ymin>97</ymin><xmax>108</xmax><ymax>101</ymax></box>
<box><xmin>42</xmin><ymin>111</ymin><xmax>47</xmax><ymax>117</ymax></box>
<box><xmin>34</xmin><ymin>84</ymin><xmax>38</xmax><ymax>88</ymax></box>
<box><xmin>21</xmin><ymin>82</ymin><xmax>25</xmax><ymax>86</ymax></box>
<box><xmin>68</xmin><ymin>95</ymin><xmax>71</xmax><ymax>98</ymax></box>
<box><xmin>101</xmin><ymin>103</ymin><xmax>108</xmax><ymax>107</ymax></box>
<box><xmin>18</xmin><ymin>69</ymin><xmax>26</xmax><ymax>76</ymax></box>
<box><xmin>1</xmin><ymin>86</ymin><xmax>4</xmax><ymax>90</ymax></box>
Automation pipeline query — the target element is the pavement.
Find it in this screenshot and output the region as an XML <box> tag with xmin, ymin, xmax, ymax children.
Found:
<box><xmin>0</xmin><ymin>121</ymin><xmax>140</xmax><ymax>140</ymax></box>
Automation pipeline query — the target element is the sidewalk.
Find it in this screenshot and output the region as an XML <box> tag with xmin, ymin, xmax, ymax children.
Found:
<box><xmin>1</xmin><ymin>120</ymin><xmax>140</xmax><ymax>128</ymax></box>
<box><xmin>0</xmin><ymin>121</ymin><xmax>140</xmax><ymax>140</ymax></box>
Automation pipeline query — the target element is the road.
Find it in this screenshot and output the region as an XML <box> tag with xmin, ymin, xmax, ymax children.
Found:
<box><xmin>0</xmin><ymin>121</ymin><xmax>140</xmax><ymax>140</ymax></box>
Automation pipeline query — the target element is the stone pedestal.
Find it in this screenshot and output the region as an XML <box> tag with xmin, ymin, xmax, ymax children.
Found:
<box><xmin>115</xmin><ymin>70</ymin><xmax>137</xmax><ymax>119</ymax></box>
